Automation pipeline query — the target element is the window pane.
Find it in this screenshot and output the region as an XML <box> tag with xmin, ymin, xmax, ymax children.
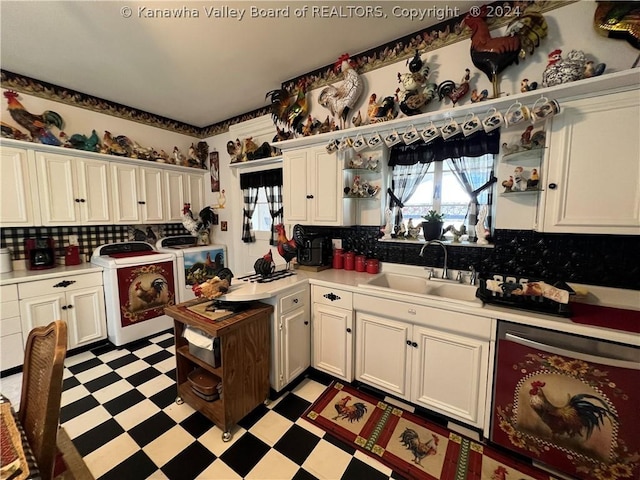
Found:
<box><xmin>402</xmin><ymin>172</ymin><xmax>434</xmax><ymax>223</ymax></box>
<box><xmin>252</xmin><ymin>188</ymin><xmax>272</xmax><ymax>232</ymax></box>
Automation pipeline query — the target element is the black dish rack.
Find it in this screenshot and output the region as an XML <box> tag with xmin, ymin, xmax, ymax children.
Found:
<box><xmin>476</xmin><ymin>273</ymin><xmax>575</xmax><ymax>317</ymax></box>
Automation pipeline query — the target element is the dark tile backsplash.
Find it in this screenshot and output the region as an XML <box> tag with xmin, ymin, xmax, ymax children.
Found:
<box><xmin>0</xmin><ymin>223</ymin><xmax>189</xmax><ymax>262</ymax></box>
<box><xmin>3</xmin><ymin>224</ymin><xmax>638</xmax><ymax>290</ymax></box>
<box><xmin>303</xmin><ymin>226</ymin><xmax>640</xmax><ymax>291</ymax></box>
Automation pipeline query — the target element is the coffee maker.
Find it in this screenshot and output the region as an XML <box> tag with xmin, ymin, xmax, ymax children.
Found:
<box><xmin>25</xmin><ymin>237</ymin><xmax>56</xmax><ymax>270</ymax></box>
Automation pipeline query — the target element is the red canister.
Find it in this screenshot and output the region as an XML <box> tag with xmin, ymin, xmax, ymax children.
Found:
<box><xmin>355</xmin><ymin>255</ymin><xmax>366</xmax><ymax>272</ymax></box>
<box><xmin>366</xmin><ymin>259</ymin><xmax>379</xmax><ymax>274</ymax></box>
<box><xmin>332</xmin><ymin>249</ymin><xmax>344</xmax><ymax>269</ymax></box>
<box><xmin>344</xmin><ymin>251</ymin><xmax>355</xmax><ymax>270</ymax></box>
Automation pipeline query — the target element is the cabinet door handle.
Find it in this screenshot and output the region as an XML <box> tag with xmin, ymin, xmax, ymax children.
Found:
<box><xmin>138</xmin><ymin>201</ymin><xmax>146</xmax><ymax>205</ymax></box>
<box><xmin>304</xmin><ymin>320</ymin><xmax>309</xmax><ymax>325</ymax></box>
<box><xmin>548</xmin><ymin>183</ymin><xmax>557</xmax><ymax>190</ymax></box>
<box><xmin>293</xmin><ymin>298</ymin><xmax>298</xmax><ymax>304</ymax></box>
<box><xmin>346</xmin><ymin>328</ymin><xmax>352</xmax><ymax>333</ymax></box>
<box><xmin>53</xmin><ymin>280</ymin><xmax>76</xmax><ymax>288</ymax></box>
<box><xmin>306</xmin><ymin>194</ymin><xmax>314</xmax><ymax>199</ymax></box>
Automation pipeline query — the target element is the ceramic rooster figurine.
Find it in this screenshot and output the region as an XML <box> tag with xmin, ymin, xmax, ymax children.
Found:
<box><xmin>437</xmin><ymin>69</ymin><xmax>471</xmax><ymax>106</ymax></box>
<box><xmin>181</xmin><ymin>203</ymin><xmax>217</xmax><ymax>240</ymax></box>
<box><xmin>253</xmin><ymin>250</ymin><xmax>276</xmax><ymax>277</ymax></box>
<box><xmin>274</xmin><ymin>223</ymin><xmax>302</xmax><ymax>270</ymax></box>
<box><xmin>3</xmin><ymin>90</ymin><xmax>64</xmax><ymax>145</ymax></box>
<box><xmin>462</xmin><ymin>5</ymin><xmax>548</xmax><ymax>98</ymax></box>
<box><xmin>265</xmin><ymin>82</ymin><xmax>308</xmax><ymax>135</ymax></box>
<box><xmin>318</xmin><ymin>54</ymin><xmax>364</xmax><ymax>129</ymax></box>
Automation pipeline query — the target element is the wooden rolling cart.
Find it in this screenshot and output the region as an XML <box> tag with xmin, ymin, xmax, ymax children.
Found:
<box><xmin>165</xmin><ymin>300</ymin><xmax>272</xmax><ymax>441</ymax></box>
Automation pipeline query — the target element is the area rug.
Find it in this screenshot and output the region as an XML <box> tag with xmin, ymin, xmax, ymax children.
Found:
<box><xmin>304</xmin><ymin>382</ymin><xmax>553</xmax><ymax>480</ymax></box>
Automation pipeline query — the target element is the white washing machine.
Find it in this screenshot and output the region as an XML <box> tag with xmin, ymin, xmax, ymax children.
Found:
<box><xmin>91</xmin><ymin>241</ymin><xmax>178</xmax><ymax>346</ymax></box>
<box><xmin>156</xmin><ymin>235</ymin><xmax>227</xmax><ymax>303</ymax></box>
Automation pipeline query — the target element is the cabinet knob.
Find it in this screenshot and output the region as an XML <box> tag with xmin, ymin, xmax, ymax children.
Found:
<box><xmin>346</xmin><ymin>328</ymin><xmax>352</xmax><ymax>333</ymax></box>
<box><xmin>61</xmin><ymin>305</ymin><xmax>67</xmax><ymax>310</ymax></box>
<box><xmin>548</xmin><ymin>183</ymin><xmax>557</xmax><ymax>190</ymax></box>
<box><xmin>138</xmin><ymin>201</ymin><xmax>146</xmax><ymax>205</ymax></box>
<box><xmin>80</xmin><ymin>198</ymin><xmax>86</xmax><ymax>203</ymax></box>
<box><xmin>75</xmin><ymin>198</ymin><xmax>81</xmax><ymax>203</ymax></box>
<box><xmin>293</xmin><ymin>298</ymin><xmax>298</xmax><ymax>304</ymax></box>
<box><xmin>67</xmin><ymin>304</ymin><xmax>73</xmax><ymax>309</ymax></box>
<box><xmin>306</xmin><ymin>194</ymin><xmax>314</xmax><ymax>199</ymax></box>
<box><xmin>412</xmin><ymin>342</ymin><xmax>418</xmax><ymax>348</ymax></box>
<box><xmin>406</xmin><ymin>340</ymin><xmax>412</xmax><ymax>346</ymax></box>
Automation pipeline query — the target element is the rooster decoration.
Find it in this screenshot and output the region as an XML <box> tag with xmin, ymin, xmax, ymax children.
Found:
<box><xmin>265</xmin><ymin>82</ymin><xmax>308</xmax><ymax>135</ymax></box>
<box><xmin>399</xmin><ymin>428</ymin><xmax>439</xmax><ymax>466</ymax></box>
<box><xmin>253</xmin><ymin>250</ymin><xmax>276</xmax><ymax>277</ymax></box>
<box><xmin>3</xmin><ymin>90</ymin><xmax>64</xmax><ymax>145</ymax></box>
<box><xmin>181</xmin><ymin>203</ymin><xmax>217</xmax><ymax>241</ymax></box>
<box><xmin>134</xmin><ymin>278</ymin><xmax>167</xmax><ymax>306</ymax></box>
<box><xmin>318</xmin><ymin>54</ymin><xmax>364</xmax><ymax>129</ymax></box>
<box><xmin>437</xmin><ymin>69</ymin><xmax>471</xmax><ymax>107</ymax></box>
<box><xmin>462</xmin><ymin>6</ymin><xmax>548</xmax><ymax>98</ymax></box>
<box><xmin>542</xmin><ymin>49</ymin><xmax>606</xmax><ymax>88</ymax></box>
<box><xmin>594</xmin><ymin>1</ymin><xmax>640</xmax><ymax>50</ymax></box>
<box><xmin>367</xmin><ymin>93</ymin><xmax>398</xmax><ymax>123</ymax></box>
<box><xmin>396</xmin><ymin>50</ymin><xmax>437</xmax><ymax>116</ymax></box>
<box><xmin>274</xmin><ymin>223</ymin><xmax>304</xmax><ymax>270</ymax></box>
<box><xmin>332</xmin><ymin>395</ymin><xmax>367</xmax><ymax>423</ymax></box>
<box><xmin>528</xmin><ymin>381</ymin><xmax>618</xmax><ymax>441</ymax></box>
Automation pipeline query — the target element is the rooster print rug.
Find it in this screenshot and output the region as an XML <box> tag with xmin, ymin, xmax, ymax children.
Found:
<box><xmin>305</xmin><ymin>382</ymin><xmax>552</xmax><ymax>480</ymax></box>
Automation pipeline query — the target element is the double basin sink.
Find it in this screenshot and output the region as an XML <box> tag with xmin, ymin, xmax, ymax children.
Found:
<box><xmin>358</xmin><ymin>272</ymin><xmax>482</xmax><ymax>308</ymax></box>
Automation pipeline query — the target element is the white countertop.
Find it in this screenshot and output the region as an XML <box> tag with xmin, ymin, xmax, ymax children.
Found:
<box><xmin>0</xmin><ymin>262</ymin><xmax>103</xmax><ymax>285</ymax></box>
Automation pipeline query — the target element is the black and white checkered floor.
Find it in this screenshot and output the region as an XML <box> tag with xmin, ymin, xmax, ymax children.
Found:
<box><xmin>6</xmin><ymin>330</ymin><xmax>421</xmax><ymax>480</ymax></box>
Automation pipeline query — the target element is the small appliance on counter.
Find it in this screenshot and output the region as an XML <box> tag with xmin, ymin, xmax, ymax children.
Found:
<box><xmin>0</xmin><ymin>248</ymin><xmax>13</xmax><ymax>273</ymax></box>
<box><xmin>297</xmin><ymin>234</ymin><xmax>331</xmax><ymax>267</ymax></box>
<box><xmin>25</xmin><ymin>237</ymin><xmax>55</xmax><ymax>270</ymax></box>
<box><xmin>64</xmin><ymin>245</ymin><xmax>81</xmax><ymax>266</ymax></box>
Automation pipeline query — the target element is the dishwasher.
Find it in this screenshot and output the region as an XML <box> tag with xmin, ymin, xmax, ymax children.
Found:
<box><xmin>490</xmin><ymin>320</ymin><xmax>639</xmax><ymax>480</ymax></box>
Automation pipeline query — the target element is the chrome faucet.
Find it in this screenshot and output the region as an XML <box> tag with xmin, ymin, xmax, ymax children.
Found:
<box><xmin>419</xmin><ymin>239</ymin><xmax>449</xmax><ymax>281</ymax></box>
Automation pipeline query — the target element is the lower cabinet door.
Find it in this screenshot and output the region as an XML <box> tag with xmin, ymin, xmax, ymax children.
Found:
<box><xmin>281</xmin><ymin>306</ymin><xmax>310</xmax><ymax>387</ymax></box>
<box><xmin>66</xmin><ymin>287</ymin><xmax>106</xmax><ymax>348</ymax></box>
<box><xmin>411</xmin><ymin>325</ymin><xmax>488</xmax><ymax>427</ymax></box>
<box><xmin>355</xmin><ymin>312</ymin><xmax>411</xmax><ymax>399</ymax></box>
<box><xmin>312</xmin><ymin>303</ymin><xmax>353</xmax><ymax>382</ymax></box>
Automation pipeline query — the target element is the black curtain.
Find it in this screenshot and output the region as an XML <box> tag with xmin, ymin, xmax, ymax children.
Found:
<box><xmin>388</xmin><ymin>129</ymin><xmax>501</xmax><ymax>166</ymax></box>
<box><xmin>240</xmin><ymin>168</ymin><xmax>282</xmax><ymax>189</ymax></box>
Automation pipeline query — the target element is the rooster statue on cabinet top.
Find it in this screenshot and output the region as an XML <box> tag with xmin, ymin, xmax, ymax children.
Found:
<box><xmin>181</xmin><ymin>203</ymin><xmax>217</xmax><ymax>244</ymax></box>
<box><xmin>462</xmin><ymin>5</ymin><xmax>548</xmax><ymax>98</ymax></box>
<box><xmin>318</xmin><ymin>54</ymin><xmax>364</xmax><ymax>129</ymax></box>
<box><xmin>437</xmin><ymin>69</ymin><xmax>471</xmax><ymax>106</ymax></box>
<box><xmin>3</xmin><ymin>90</ymin><xmax>65</xmax><ymax>145</ymax></box>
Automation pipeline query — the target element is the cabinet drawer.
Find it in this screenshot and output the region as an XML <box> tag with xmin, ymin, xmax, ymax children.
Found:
<box><xmin>0</xmin><ymin>285</ymin><xmax>18</xmax><ymax>302</ymax></box>
<box><xmin>18</xmin><ymin>272</ymin><xmax>103</xmax><ymax>299</ymax></box>
<box><xmin>313</xmin><ymin>285</ymin><xmax>353</xmax><ymax>310</ymax></box>
<box><xmin>0</xmin><ymin>332</ymin><xmax>24</xmax><ymax>370</ymax></box>
<box><xmin>0</xmin><ymin>300</ymin><xmax>20</xmax><ymax>320</ymax></box>
<box><xmin>1</xmin><ymin>316</ymin><xmax>22</xmax><ymax>337</ymax></box>
<box><xmin>280</xmin><ymin>288</ymin><xmax>308</xmax><ymax>315</ymax></box>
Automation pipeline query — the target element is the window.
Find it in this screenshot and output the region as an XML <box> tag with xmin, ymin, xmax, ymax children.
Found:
<box><xmin>251</xmin><ymin>188</ymin><xmax>274</xmax><ymax>232</ymax></box>
<box><xmin>390</xmin><ymin>154</ymin><xmax>496</xmax><ymax>241</ymax></box>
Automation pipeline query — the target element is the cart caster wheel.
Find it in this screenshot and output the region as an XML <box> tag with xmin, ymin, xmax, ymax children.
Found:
<box><xmin>176</xmin><ymin>396</ymin><xmax>184</xmax><ymax>405</ymax></box>
<box><xmin>264</xmin><ymin>398</ymin><xmax>271</xmax><ymax>406</ymax></box>
<box><xmin>222</xmin><ymin>431</ymin><xmax>232</xmax><ymax>442</ymax></box>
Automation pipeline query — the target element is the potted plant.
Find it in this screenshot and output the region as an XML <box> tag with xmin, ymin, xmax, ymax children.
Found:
<box><xmin>421</xmin><ymin>210</ymin><xmax>445</xmax><ymax>241</ymax></box>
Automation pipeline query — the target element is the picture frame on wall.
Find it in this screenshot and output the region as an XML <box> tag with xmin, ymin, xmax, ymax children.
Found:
<box><xmin>210</xmin><ymin>151</ymin><xmax>220</xmax><ymax>192</ymax></box>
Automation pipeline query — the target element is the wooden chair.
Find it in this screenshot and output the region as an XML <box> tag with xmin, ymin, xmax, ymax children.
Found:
<box><xmin>18</xmin><ymin>320</ymin><xmax>68</xmax><ymax>480</ymax></box>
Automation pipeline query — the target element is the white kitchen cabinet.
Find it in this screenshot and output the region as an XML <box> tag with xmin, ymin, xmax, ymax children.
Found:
<box><xmin>538</xmin><ymin>89</ymin><xmax>640</xmax><ymax>235</ymax></box>
<box><xmin>110</xmin><ymin>163</ymin><xmax>166</xmax><ymax>224</ymax></box>
<box><xmin>164</xmin><ymin>170</ymin><xmax>206</xmax><ymax>222</ymax></box>
<box><xmin>35</xmin><ymin>151</ymin><xmax>111</xmax><ymax>226</ymax></box>
<box><xmin>0</xmin><ymin>284</ymin><xmax>23</xmax><ymax>371</ymax></box>
<box><xmin>282</xmin><ymin>145</ymin><xmax>354</xmax><ymax>226</ymax></box>
<box><xmin>312</xmin><ymin>285</ymin><xmax>354</xmax><ymax>382</ymax></box>
<box><xmin>263</xmin><ymin>284</ymin><xmax>311</xmax><ymax>393</ymax></box>
<box><xmin>354</xmin><ymin>294</ymin><xmax>492</xmax><ymax>429</ymax></box>
<box><xmin>18</xmin><ymin>272</ymin><xmax>106</xmax><ymax>350</ymax></box>
<box><xmin>0</xmin><ymin>147</ymin><xmax>40</xmax><ymax>227</ymax></box>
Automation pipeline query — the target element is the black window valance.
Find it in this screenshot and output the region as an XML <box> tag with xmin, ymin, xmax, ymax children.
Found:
<box><xmin>389</xmin><ymin>129</ymin><xmax>501</xmax><ymax>166</ymax></box>
<box><xmin>240</xmin><ymin>168</ymin><xmax>282</xmax><ymax>189</ymax></box>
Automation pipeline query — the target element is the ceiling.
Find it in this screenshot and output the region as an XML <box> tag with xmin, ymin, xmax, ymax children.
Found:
<box><xmin>1</xmin><ymin>1</ymin><xmax>477</xmax><ymax>128</ymax></box>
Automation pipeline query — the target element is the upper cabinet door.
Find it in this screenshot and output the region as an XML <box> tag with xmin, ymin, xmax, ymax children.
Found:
<box><xmin>75</xmin><ymin>158</ymin><xmax>111</xmax><ymax>224</ymax></box>
<box><xmin>35</xmin><ymin>152</ymin><xmax>79</xmax><ymax>225</ymax></box>
<box><xmin>0</xmin><ymin>147</ymin><xmax>39</xmax><ymax>226</ymax></box>
<box><xmin>138</xmin><ymin>166</ymin><xmax>165</xmax><ymax>223</ymax></box>
<box><xmin>110</xmin><ymin>163</ymin><xmax>141</xmax><ymax>224</ymax></box>
<box><xmin>283</xmin><ymin>149</ymin><xmax>309</xmax><ymax>224</ymax></box>
<box><xmin>540</xmin><ymin>90</ymin><xmax>640</xmax><ymax>234</ymax></box>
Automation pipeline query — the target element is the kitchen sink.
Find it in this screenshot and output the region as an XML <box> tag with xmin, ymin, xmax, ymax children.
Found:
<box><xmin>358</xmin><ymin>272</ymin><xmax>482</xmax><ymax>307</ymax></box>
